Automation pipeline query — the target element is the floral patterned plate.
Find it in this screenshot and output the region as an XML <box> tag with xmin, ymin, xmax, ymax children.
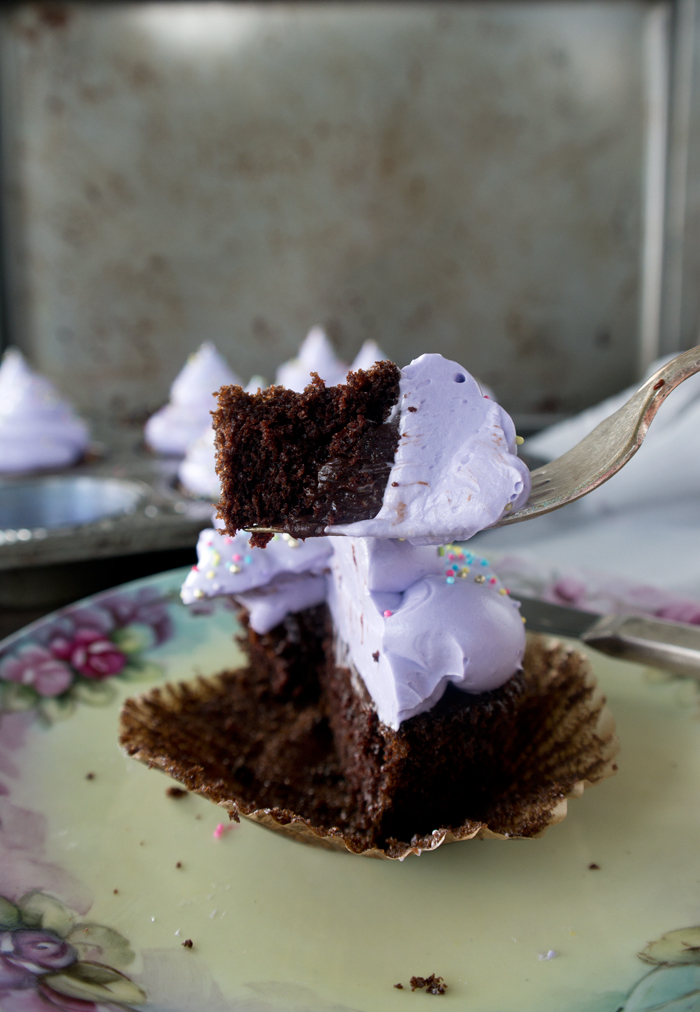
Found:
<box><xmin>2</xmin><ymin>567</ymin><xmax>700</xmax><ymax>1012</ymax></box>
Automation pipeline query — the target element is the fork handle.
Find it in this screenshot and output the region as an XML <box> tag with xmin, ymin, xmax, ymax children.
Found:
<box><xmin>582</xmin><ymin>613</ymin><xmax>700</xmax><ymax>677</ymax></box>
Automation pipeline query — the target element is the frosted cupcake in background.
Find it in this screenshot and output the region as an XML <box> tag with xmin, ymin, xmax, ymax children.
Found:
<box><xmin>275</xmin><ymin>327</ymin><xmax>349</xmax><ymax>392</ymax></box>
<box><xmin>350</xmin><ymin>340</ymin><xmax>387</xmax><ymax>372</ymax></box>
<box><xmin>0</xmin><ymin>348</ymin><xmax>90</xmax><ymax>473</ymax></box>
<box><xmin>178</xmin><ymin>375</ymin><xmax>266</xmax><ymax>500</ymax></box>
<box><xmin>145</xmin><ymin>343</ymin><xmax>239</xmax><ymax>456</ymax></box>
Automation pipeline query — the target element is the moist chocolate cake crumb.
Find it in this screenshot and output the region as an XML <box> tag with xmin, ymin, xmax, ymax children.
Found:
<box><xmin>394</xmin><ymin>983</ymin><xmax>404</xmax><ymax>989</ymax></box>
<box><xmin>175</xmin><ymin>862</ymin><xmax>182</xmax><ymax>869</ymax></box>
<box><xmin>372</xmin><ymin>651</ymin><xmax>379</xmax><ymax>662</ymax></box>
<box><xmin>321</xmin><ymin>641</ymin><xmax>531</xmax><ymax>843</ymax></box>
<box><xmin>181</xmin><ymin>939</ymin><xmax>193</xmax><ymax>949</ymax></box>
<box><xmin>589</xmin><ymin>862</ymin><xmax>601</xmax><ymax>870</ymax></box>
<box><xmin>85</xmin><ymin>772</ymin><xmax>95</xmax><ymax>780</ymax></box>
<box><xmin>236</xmin><ymin>604</ymin><xmax>327</xmax><ymax>704</ymax></box>
<box><xmin>410</xmin><ymin>975</ymin><xmax>447</xmax><ymax>995</ymax></box>
<box><xmin>214</xmin><ymin>361</ymin><xmax>401</xmax><ymax>546</ymax></box>
<box><xmin>166</xmin><ymin>786</ymin><xmax>188</xmax><ymax>799</ymax></box>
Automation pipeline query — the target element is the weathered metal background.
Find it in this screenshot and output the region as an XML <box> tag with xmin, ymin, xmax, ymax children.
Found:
<box><xmin>0</xmin><ymin>2</ymin><xmax>650</xmax><ymax>419</ymax></box>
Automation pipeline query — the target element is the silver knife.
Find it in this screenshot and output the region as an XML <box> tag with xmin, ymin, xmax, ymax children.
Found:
<box><xmin>513</xmin><ymin>595</ymin><xmax>700</xmax><ymax>678</ymax></box>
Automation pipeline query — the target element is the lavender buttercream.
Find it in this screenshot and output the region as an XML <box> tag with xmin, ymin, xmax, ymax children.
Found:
<box><xmin>145</xmin><ymin>343</ymin><xmax>240</xmax><ymax>456</ymax></box>
<box><xmin>330</xmin><ymin>353</ymin><xmax>531</xmax><ymax>545</ymax></box>
<box><xmin>234</xmin><ymin>573</ymin><xmax>328</xmax><ymax>635</ymax></box>
<box><xmin>327</xmin><ymin>537</ymin><xmax>525</xmax><ymax>728</ymax></box>
<box><xmin>276</xmin><ymin>327</ymin><xmax>349</xmax><ymax>392</ymax></box>
<box><xmin>178</xmin><ymin>375</ymin><xmax>267</xmax><ymax>500</ymax></box>
<box><xmin>181</xmin><ymin>528</ymin><xmax>331</xmax><ymax>633</ymax></box>
<box><xmin>0</xmin><ymin>349</ymin><xmax>89</xmax><ymax>473</ymax></box>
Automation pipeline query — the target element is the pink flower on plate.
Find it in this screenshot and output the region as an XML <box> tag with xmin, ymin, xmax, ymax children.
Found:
<box><xmin>100</xmin><ymin>588</ymin><xmax>172</xmax><ymax>645</ymax></box>
<box><xmin>0</xmin><ymin>647</ymin><xmax>73</xmax><ymax>697</ymax></box>
<box><xmin>1</xmin><ymin>931</ymin><xmax>77</xmax><ymax>974</ymax></box>
<box><xmin>49</xmin><ymin>630</ymin><xmax>127</xmax><ymax>681</ymax></box>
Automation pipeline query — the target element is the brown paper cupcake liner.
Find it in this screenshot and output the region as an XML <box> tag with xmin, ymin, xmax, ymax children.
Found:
<box><xmin>119</xmin><ymin>635</ymin><xmax>619</xmax><ymax>861</ymax></box>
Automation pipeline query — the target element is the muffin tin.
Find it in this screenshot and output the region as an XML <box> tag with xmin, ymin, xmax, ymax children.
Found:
<box><xmin>0</xmin><ymin>420</ymin><xmax>212</xmax><ymax>613</ymax></box>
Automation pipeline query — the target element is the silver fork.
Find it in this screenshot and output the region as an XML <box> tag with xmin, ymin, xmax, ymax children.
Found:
<box><xmin>495</xmin><ymin>344</ymin><xmax>700</xmax><ymax>527</ymax></box>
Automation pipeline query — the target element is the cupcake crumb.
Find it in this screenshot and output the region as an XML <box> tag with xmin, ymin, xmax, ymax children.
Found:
<box><xmin>372</xmin><ymin>651</ymin><xmax>380</xmax><ymax>662</ymax></box>
<box><xmin>394</xmin><ymin>983</ymin><xmax>404</xmax><ymax>989</ymax></box>
<box><xmin>113</xmin><ymin>889</ymin><xmax>119</xmax><ymax>894</ymax></box>
<box><xmin>182</xmin><ymin>939</ymin><xmax>193</xmax><ymax>949</ymax></box>
<box><xmin>85</xmin><ymin>772</ymin><xmax>95</xmax><ymax>780</ymax></box>
<box><xmin>410</xmin><ymin>975</ymin><xmax>447</xmax><ymax>995</ymax></box>
<box><xmin>588</xmin><ymin>863</ymin><xmax>600</xmax><ymax>870</ymax></box>
<box><xmin>166</xmin><ymin>787</ymin><xmax>188</xmax><ymax>799</ymax></box>
<box><xmin>175</xmin><ymin>862</ymin><xmax>183</xmax><ymax>869</ymax></box>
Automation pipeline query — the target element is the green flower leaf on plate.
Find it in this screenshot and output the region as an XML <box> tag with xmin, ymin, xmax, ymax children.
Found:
<box><xmin>43</xmin><ymin>961</ymin><xmax>146</xmax><ymax>1004</ymax></box>
<box><xmin>1</xmin><ymin>682</ymin><xmax>39</xmax><ymax>712</ymax></box>
<box><xmin>640</xmin><ymin>926</ymin><xmax>700</xmax><ymax>965</ymax></box>
<box><xmin>112</xmin><ymin>622</ymin><xmax>157</xmax><ymax>655</ymax></box>
<box><xmin>18</xmin><ymin>891</ymin><xmax>75</xmax><ymax>936</ymax></box>
<box><xmin>71</xmin><ymin>680</ymin><xmax>117</xmax><ymax>706</ymax></box>
<box><xmin>37</xmin><ymin>694</ymin><xmax>77</xmax><ymax>724</ymax></box>
<box><xmin>66</xmin><ymin>922</ymin><xmax>136</xmax><ymax>969</ymax></box>
<box><xmin>121</xmin><ymin>659</ymin><xmax>165</xmax><ymax>683</ymax></box>
<box><xmin>0</xmin><ymin>896</ymin><xmax>22</xmax><ymax>930</ymax></box>
<box><xmin>622</xmin><ymin>964</ymin><xmax>700</xmax><ymax>1011</ymax></box>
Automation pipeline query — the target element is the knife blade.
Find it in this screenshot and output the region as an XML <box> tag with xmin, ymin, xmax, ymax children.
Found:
<box><xmin>513</xmin><ymin>595</ymin><xmax>700</xmax><ymax>678</ymax></box>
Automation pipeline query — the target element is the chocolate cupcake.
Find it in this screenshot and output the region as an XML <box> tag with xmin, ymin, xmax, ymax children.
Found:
<box><xmin>120</xmin><ymin>355</ymin><xmax>618</xmax><ymax>857</ymax></box>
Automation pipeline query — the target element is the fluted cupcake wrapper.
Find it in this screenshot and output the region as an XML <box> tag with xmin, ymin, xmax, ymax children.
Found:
<box><xmin>119</xmin><ymin>635</ymin><xmax>618</xmax><ymax>861</ymax></box>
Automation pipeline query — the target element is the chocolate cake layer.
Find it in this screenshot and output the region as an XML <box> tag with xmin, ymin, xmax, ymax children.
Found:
<box><xmin>328</xmin><ymin>634</ymin><xmax>617</xmax><ymax>846</ymax></box>
<box><xmin>321</xmin><ymin>652</ymin><xmax>529</xmax><ymax>843</ymax></box>
<box><xmin>238</xmin><ymin>603</ymin><xmax>327</xmax><ymax>704</ymax></box>
<box><xmin>214</xmin><ymin>361</ymin><xmax>401</xmax><ymax>547</ymax></box>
